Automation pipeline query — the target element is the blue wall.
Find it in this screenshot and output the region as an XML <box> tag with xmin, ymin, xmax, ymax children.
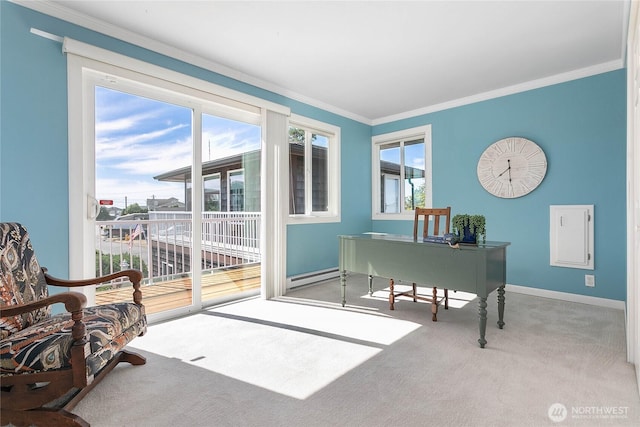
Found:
<box><xmin>0</xmin><ymin>2</ymin><xmax>627</xmax><ymax>301</ymax></box>
<box><xmin>0</xmin><ymin>2</ymin><xmax>371</xmax><ymax>278</ymax></box>
<box><xmin>373</xmin><ymin>71</ymin><xmax>627</xmax><ymax>301</ymax></box>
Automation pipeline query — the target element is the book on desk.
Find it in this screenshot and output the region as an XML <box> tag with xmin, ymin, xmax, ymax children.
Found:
<box><xmin>423</xmin><ymin>233</ymin><xmax>459</xmax><ymax>244</ymax></box>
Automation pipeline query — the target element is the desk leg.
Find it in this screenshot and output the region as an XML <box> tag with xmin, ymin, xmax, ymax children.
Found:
<box><xmin>478</xmin><ymin>297</ymin><xmax>488</xmax><ymax>348</ymax></box>
<box><xmin>497</xmin><ymin>285</ymin><xmax>505</xmax><ymax>329</ymax></box>
<box><xmin>368</xmin><ymin>275</ymin><xmax>373</xmax><ymax>296</ymax></box>
<box><xmin>340</xmin><ymin>270</ymin><xmax>347</xmax><ymax>307</ymax></box>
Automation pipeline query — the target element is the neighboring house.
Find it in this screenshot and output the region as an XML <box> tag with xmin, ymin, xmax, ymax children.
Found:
<box><xmin>106</xmin><ymin>207</ymin><xmax>123</xmax><ymax>218</ymax></box>
<box><xmin>153</xmin><ymin>145</ymin><xmax>333</xmax><ymax>215</ymax></box>
<box><xmin>153</xmin><ymin>151</ymin><xmax>261</xmax><ymax>213</ymax></box>
<box><xmin>146</xmin><ymin>197</ymin><xmax>185</xmax><ymax>211</ymax></box>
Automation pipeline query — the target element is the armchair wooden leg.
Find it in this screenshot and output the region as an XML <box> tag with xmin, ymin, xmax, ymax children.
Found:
<box><xmin>389</xmin><ymin>278</ymin><xmax>395</xmax><ymax>310</ymax></box>
<box><xmin>412</xmin><ymin>283</ymin><xmax>417</xmax><ymax>302</ymax></box>
<box><xmin>63</xmin><ymin>350</ymin><xmax>147</xmax><ymax>412</ymax></box>
<box><xmin>1</xmin><ymin>408</ymin><xmax>89</xmax><ymax>427</ymax></box>
<box><xmin>444</xmin><ymin>288</ymin><xmax>449</xmax><ymax>309</ymax></box>
<box><xmin>120</xmin><ymin>350</ymin><xmax>146</xmax><ymax>366</ymax></box>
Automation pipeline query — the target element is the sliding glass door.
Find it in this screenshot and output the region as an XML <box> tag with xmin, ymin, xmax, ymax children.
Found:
<box><xmin>91</xmin><ymin>80</ymin><xmax>262</xmax><ymax>318</ymax></box>
<box><xmin>197</xmin><ymin>113</ymin><xmax>262</xmax><ymax>306</ymax></box>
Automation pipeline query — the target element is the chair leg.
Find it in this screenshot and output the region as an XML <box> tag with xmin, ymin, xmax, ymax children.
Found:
<box><xmin>389</xmin><ymin>278</ymin><xmax>395</xmax><ymax>310</ymax></box>
<box><xmin>444</xmin><ymin>288</ymin><xmax>449</xmax><ymax>309</ymax></box>
<box><xmin>431</xmin><ymin>287</ymin><xmax>438</xmax><ymax>321</ymax></box>
<box><xmin>412</xmin><ymin>283</ymin><xmax>417</xmax><ymax>302</ymax></box>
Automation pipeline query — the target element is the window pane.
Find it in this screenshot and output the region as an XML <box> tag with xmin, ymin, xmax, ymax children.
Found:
<box><xmin>289</xmin><ymin>127</ymin><xmax>305</xmax><ymax>214</ymax></box>
<box><xmin>383</xmin><ymin>175</ymin><xmax>400</xmax><ymax>213</ymax></box>
<box><xmin>404</xmin><ymin>138</ymin><xmax>425</xmax><ymax>210</ymax></box>
<box><xmin>203</xmin><ymin>174</ymin><xmax>221</xmax><ymax>212</ymax></box>
<box><xmin>95</xmin><ymin>86</ymin><xmax>192</xmax><ymax>213</ymax></box>
<box><xmin>288</xmin><ymin>118</ymin><xmax>337</xmax><ymax>220</ymax></box>
<box><xmin>202</xmin><ymin>113</ymin><xmax>261</xmax><ymax>212</ymax></box>
<box><xmin>312</xmin><ymin>134</ymin><xmax>329</xmax><ymax>212</ymax></box>
<box><xmin>379</xmin><ymin>142</ymin><xmax>401</xmax><ymax>213</ymax></box>
<box><xmin>228</xmin><ymin>170</ymin><xmax>244</xmax><ymax>211</ymax></box>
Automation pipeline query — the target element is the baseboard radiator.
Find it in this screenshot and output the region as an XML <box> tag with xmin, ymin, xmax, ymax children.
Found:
<box><xmin>286</xmin><ymin>267</ymin><xmax>340</xmax><ymax>289</ymax></box>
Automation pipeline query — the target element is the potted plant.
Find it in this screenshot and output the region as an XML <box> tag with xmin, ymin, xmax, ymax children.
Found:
<box><xmin>452</xmin><ymin>214</ymin><xmax>486</xmax><ymax>244</ymax></box>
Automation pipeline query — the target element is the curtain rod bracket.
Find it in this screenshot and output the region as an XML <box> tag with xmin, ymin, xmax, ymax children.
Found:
<box><xmin>30</xmin><ymin>28</ymin><xmax>64</xmax><ymax>44</ymax></box>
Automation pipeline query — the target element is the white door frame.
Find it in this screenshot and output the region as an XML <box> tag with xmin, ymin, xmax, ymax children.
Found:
<box><xmin>65</xmin><ymin>38</ymin><xmax>290</xmax><ymax>310</ymax></box>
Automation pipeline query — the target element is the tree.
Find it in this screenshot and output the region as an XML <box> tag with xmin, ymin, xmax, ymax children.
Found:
<box><xmin>123</xmin><ymin>203</ymin><xmax>147</xmax><ymax>215</ymax></box>
<box><xmin>405</xmin><ymin>184</ymin><xmax>426</xmax><ymax>210</ymax></box>
<box><xmin>95</xmin><ymin>251</ymin><xmax>148</xmax><ymax>290</ymax></box>
<box><xmin>288</xmin><ymin>127</ymin><xmax>305</xmax><ymax>144</ymax></box>
<box><xmin>96</xmin><ymin>206</ymin><xmax>113</xmax><ymax>221</ymax></box>
<box><xmin>288</xmin><ymin>127</ymin><xmax>316</xmax><ymax>144</ymax></box>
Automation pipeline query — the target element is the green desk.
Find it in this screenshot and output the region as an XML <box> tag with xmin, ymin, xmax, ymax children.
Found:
<box><xmin>338</xmin><ymin>234</ymin><xmax>510</xmax><ymax>348</ymax></box>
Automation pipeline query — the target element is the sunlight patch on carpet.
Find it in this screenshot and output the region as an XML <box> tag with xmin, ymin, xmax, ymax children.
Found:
<box><xmin>212</xmin><ymin>298</ymin><xmax>421</xmax><ymax>345</ymax></box>
<box><xmin>130</xmin><ymin>311</ymin><xmax>385</xmax><ymax>399</ymax></box>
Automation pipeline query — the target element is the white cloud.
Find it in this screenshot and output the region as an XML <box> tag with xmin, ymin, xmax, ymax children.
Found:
<box><xmin>96</xmin><ymin>177</ymin><xmax>184</xmax><ymax>208</ymax></box>
<box><xmin>103</xmin><ymin>136</ymin><xmax>194</xmax><ymax>177</ymax></box>
<box><xmin>96</xmin><ymin>123</ymin><xmax>190</xmax><ymax>159</ymax></box>
<box><xmin>202</xmin><ymin>129</ymin><xmax>260</xmax><ymax>161</ymax></box>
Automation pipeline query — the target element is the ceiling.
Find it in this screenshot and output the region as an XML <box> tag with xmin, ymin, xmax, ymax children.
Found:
<box><xmin>22</xmin><ymin>1</ymin><xmax>629</xmax><ymax>124</ymax></box>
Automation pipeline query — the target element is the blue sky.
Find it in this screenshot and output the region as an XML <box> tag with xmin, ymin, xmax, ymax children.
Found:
<box><xmin>95</xmin><ymin>86</ymin><xmax>260</xmax><ymax>208</ymax></box>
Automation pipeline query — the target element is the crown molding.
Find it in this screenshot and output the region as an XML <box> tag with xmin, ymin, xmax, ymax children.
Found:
<box><xmin>372</xmin><ymin>59</ymin><xmax>624</xmax><ymax>126</ymax></box>
<box><xmin>13</xmin><ymin>0</ymin><xmax>627</xmax><ymax>128</ymax></box>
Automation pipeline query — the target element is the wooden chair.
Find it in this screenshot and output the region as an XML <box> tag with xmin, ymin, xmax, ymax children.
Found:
<box><xmin>388</xmin><ymin>207</ymin><xmax>451</xmax><ymax>321</ymax></box>
<box><xmin>0</xmin><ymin>223</ymin><xmax>147</xmax><ymax>427</ymax></box>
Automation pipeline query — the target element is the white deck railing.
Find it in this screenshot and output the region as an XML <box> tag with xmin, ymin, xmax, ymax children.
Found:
<box><xmin>96</xmin><ymin>212</ymin><xmax>261</xmax><ymax>288</ymax></box>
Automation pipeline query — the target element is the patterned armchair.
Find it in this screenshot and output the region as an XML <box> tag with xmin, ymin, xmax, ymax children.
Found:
<box><xmin>0</xmin><ymin>223</ymin><xmax>147</xmax><ymax>427</ymax></box>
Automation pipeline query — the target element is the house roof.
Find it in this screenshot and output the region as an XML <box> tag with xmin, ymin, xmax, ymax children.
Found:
<box><xmin>153</xmin><ymin>151</ymin><xmax>260</xmax><ymax>182</ymax></box>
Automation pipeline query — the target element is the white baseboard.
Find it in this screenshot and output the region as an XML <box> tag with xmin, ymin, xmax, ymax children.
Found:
<box><xmin>284</xmin><ymin>270</ymin><xmax>626</xmax><ymax>311</ymax></box>
<box><xmin>506</xmin><ymin>284</ymin><xmax>625</xmax><ymax>311</ymax></box>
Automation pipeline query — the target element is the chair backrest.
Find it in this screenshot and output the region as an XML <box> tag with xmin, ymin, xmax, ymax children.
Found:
<box><xmin>0</xmin><ymin>223</ymin><xmax>51</xmax><ymax>339</ymax></box>
<box><xmin>413</xmin><ymin>207</ymin><xmax>451</xmax><ymax>239</ymax></box>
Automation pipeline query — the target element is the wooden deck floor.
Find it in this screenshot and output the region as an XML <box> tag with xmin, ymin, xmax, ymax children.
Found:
<box><xmin>96</xmin><ymin>264</ymin><xmax>261</xmax><ymax>315</ymax></box>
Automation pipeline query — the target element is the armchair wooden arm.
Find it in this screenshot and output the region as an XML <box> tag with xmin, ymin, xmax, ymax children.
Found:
<box><xmin>44</xmin><ymin>268</ymin><xmax>143</xmax><ymax>306</ymax></box>
<box><xmin>0</xmin><ymin>292</ymin><xmax>86</xmax><ymax>318</ymax></box>
<box><xmin>1</xmin><ymin>292</ymin><xmax>90</xmax><ymax>391</ymax></box>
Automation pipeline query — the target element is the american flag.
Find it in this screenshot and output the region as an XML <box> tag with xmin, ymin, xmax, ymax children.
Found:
<box><xmin>128</xmin><ymin>224</ymin><xmax>143</xmax><ymax>248</ymax></box>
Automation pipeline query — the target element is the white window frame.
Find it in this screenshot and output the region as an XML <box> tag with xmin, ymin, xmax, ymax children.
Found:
<box><xmin>203</xmin><ymin>173</ymin><xmax>221</xmax><ymax>212</ymax></box>
<box><xmin>372</xmin><ymin>124</ymin><xmax>432</xmax><ymax>220</ymax></box>
<box><xmin>287</xmin><ymin>114</ymin><xmax>341</xmax><ymax>224</ymax></box>
<box><xmin>382</xmin><ymin>173</ymin><xmax>401</xmax><ymax>213</ymax></box>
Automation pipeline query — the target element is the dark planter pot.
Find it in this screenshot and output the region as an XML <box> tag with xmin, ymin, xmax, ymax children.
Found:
<box><xmin>461</xmin><ymin>225</ymin><xmax>477</xmax><ymax>244</ymax></box>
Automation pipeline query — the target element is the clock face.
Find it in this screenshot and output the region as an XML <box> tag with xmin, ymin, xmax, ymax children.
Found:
<box><xmin>477</xmin><ymin>137</ymin><xmax>547</xmax><ymax>198</ymax></box>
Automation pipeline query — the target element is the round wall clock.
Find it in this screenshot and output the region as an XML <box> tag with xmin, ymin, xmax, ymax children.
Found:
<box><xmin>477</xmin><ymin>137</ymin><xmax>547</xmax><ymax>198</ymax></box>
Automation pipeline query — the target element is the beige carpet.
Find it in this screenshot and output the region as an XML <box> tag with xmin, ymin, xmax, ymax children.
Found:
<box><xmin>73</xmin><ymin>274</ymin><xmax>640</xmax><ymax>426</ymax></box>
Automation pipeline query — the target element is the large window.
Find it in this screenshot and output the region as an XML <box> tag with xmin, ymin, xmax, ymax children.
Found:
<box><xmin>372</xmin><ymin>125</ymin><xmax>432</xmax><ymax>219</ymax></box>
<box><xmin>288</xmin><ymin>115</ymin><xmax>340</xmax><ymax>223</ymax></box>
